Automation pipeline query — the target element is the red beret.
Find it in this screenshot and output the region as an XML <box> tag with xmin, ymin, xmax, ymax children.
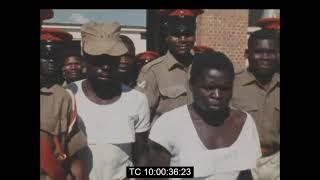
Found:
<box><xmin>41</xmin><ymin>28</ymin><xmax>73</xmax><ymax>41</ymax></box>
<box><xmin>193</xmin><ymin>45</ymin><xmax>215</xmax><ymax>54</ymax></box>
<box><xmin>257</xmin><ymin>9</ymin><xmax>280</xmax><ymax>30</ymax></box>
<box><xmin>159</xmin><ymin>9</ymin><xmax>204</xmax><ymax>17</ymax></box>
<box><xmin>40</xmin><ymin>9</ymin><xmax>54</xmax><ymax>21</ymax></box>
<box><xmin>257</xmin><ymin>17</ymin><xmax>280</xmax><ymax>30</ymax></box>
<box><xmin>136</xmin><ymin>51</ymin><xmax>160</xmax><ymax>63</ymax></box>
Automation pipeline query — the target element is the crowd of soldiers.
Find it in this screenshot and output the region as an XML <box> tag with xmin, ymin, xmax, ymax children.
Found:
<box><xmin>40</xmin><ymin>9</ymin><xmax>280</xmax><ymax>180</ymax></box>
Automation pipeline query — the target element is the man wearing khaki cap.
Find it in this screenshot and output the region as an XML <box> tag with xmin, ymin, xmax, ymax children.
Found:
<box><xmin>66</xmin><ymin>21</ymin><xmax>150</xmax><ymax>180</ymax></box>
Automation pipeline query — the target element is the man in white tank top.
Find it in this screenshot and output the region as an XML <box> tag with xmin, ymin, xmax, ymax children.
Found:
<box><xmin>66</xmin><ymin>21</ymin><xmax>150</xmax><ymax>180</ymax></box>
<box><xmin>148</xmin><ymin>52</ymin><xmax>261</xmax><ymax>180</ymax></box>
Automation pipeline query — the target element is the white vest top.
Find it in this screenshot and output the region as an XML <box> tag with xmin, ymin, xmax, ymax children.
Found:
<box><xmin>149</xmin><ymin>105</ymin><xmax>261</xmax><ymax>180</ymax></box>
<box><xmin>66</xmin><ymin>80</ymin><xmax>150</xmax><ymax>180</ymax></box>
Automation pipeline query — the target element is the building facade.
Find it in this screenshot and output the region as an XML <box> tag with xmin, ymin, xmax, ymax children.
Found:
<box><xmin>43</xmin><ymin>9</ymin><xmax>277</xmax><ymax>73</ymax></box>
<box><xmin>42</xmin><ymin>22</ymin><xmax>147</xmax><ymax>54</ymax></box>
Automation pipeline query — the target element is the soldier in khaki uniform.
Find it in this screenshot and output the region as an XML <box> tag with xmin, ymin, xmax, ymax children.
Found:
<box><xmin>40</xmin><ymin>84</ymin><xmax>71</xmax><ymax>180</ymax></box>
<box><xmin>40</xmin><ymin>28</ymin><xmax>89</xmax><ymax>180</ymax></box>
<box><xmin>136</xmin><ymin>9</ymin><xmax>203</xmax><ymax>122</ymax></box>
<box><xmin>231</xmin><ymin>29</ymin><xmax>280</xmax><ymax>180</ymax></box>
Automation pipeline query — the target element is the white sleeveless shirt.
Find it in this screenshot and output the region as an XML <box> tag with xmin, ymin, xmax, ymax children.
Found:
<box><xmin>66</xmin><ymin>80</ymin><xmax>150</xmax><ymax>180</ymax></box>
<box><xmin>149</xmin><ymin>105</ymin><xmax>261</xmax><ymax>180</ymax></box>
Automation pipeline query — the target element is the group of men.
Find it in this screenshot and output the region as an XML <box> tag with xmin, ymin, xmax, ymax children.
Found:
<box><xmin>40</xmin><ymin>9</ymin><xmax>280</xmax><ymax>180</ymax></box>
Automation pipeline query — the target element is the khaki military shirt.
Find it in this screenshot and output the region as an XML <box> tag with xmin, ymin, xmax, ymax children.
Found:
<box><xmin>40</xmin><ymin>84</ymin><xmax>71</xmax><ymax>177</ymax></box>
<box><xmin>136</xmin><ymin>51</ymin><xmax>193</xmax><ymax>121</ymax></box>
<box><xmin>40</xmin><ymin>84</ymin><xmax>87</xmax><ymax>178</ymax></box>
<box><xmin>231</xmin><ymin>70</ymin><xmax>280</xmax><ymax>147</ymax></box>
<box><xmin>40</xmin><ymin>84</ymin><xmax>71</xmax><ymax>151</ymax></box>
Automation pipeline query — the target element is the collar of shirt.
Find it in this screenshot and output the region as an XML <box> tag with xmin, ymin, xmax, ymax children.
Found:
<box><xmin>239</xmin><ymin>70</ymin><xmax>280</xmax><ymax>89</ymax></box>
<box><xmin>62</xmin><ymin>80</ymin><xmax>69</xmax><ymax>88</ymax></box>
<box><xmin>165</xmin><ymin>50</ymin><xmax>195</xmax><ymax>71</ymax></box>
<box><xmin>40</xmin><ymin>84</ymin><xmax>59</xmax><ymax>95</ymax></box>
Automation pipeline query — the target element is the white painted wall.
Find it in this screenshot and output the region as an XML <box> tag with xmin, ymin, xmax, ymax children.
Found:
<box><xmin>121</xmin><ymin>33</ymin><xmax>146</xmax><ymax>54</ymax></box>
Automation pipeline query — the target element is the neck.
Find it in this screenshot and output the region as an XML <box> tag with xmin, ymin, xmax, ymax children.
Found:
<box><xmin>192</xmin><ymin>103</ymin><xmax>230</xmax><ymax>126</ymax></box>
<box><xmin>40</xmin><ymin>75</ymin><xmax>54</xmax><ymax>89</ymax></box>
<box><xmin>66</xmin><ymin>79</ymin><xmax>72</xmax><ymax>84</ymax></box>
<box><xmin>172</xmin><ymin>52</ymin><xmax>193</xmax><ymax>68</ymax></box>
<box><xmin>66</xmin><ymin>78</ymin><xmax>78</xmax><ymax>84</ymax></box>
<box><xmin>249</xmin><ymin>68</ymin><xmax>275</xmax><ymax>87</ymax></box>
<box><xmin>253</xmin><ymin>73</ymin><xmax>274</xmax><ymax>90</ymax></box>
<box><xmin>85</xmin><ymin>79</ymin><xmax>121</xmax><ymax>100</ymax></box>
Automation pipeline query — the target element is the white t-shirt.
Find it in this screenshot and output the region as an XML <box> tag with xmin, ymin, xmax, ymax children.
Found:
<box><xmin>149</xmin><ymin>105</ymin><xmax>261</xmax><ymax>180</ymax></box>
<box><xmin>66</xmin><ymin>80</ymin><xmax>150</xmax><ymax>180</ymax></box>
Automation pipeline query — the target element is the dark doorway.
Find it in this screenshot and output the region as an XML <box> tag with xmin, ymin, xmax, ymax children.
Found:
<box><xmin>146</xmin><ymin>9</ymin><xmax>168</xmax><ymax>56</ymax></box>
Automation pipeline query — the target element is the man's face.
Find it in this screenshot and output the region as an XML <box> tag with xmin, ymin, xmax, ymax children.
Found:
<box><xmin>63</xmin><ymin>56</ymin><xmax>83</xmax><ymax>82</ymax></box>
<box><xmin>191</xmin><ymin>69</ymin><xmax>233</xmax><ymax>113</ymax></box>
<box><xmin>86</xmin><ymin>54</ymin><xmax>120</xmax><ymax>84</ymax></box>
<box><xmin>166</xmin><ymin>31</ymin><xmax>196</xmax><ymax>56</ymax></box>
<box><xmin>118</xmin><ymin>44</ymin><xmax>136</xmax><ymax>74</ymax></box>
<box><xmin>248</xmin><ymin>39</ymin><xmax>278</xmax><ymax>77</ymax></box>
<box><xmin>40</xmin><ymin>44</ymin><xmax>61</xmax><ymax>77</ymax></box>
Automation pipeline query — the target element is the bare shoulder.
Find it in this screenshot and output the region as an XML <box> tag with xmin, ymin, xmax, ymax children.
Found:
<box><xmin>230</xmin><ymin>109</ymin><xmax>247</xmax><ymax>129</ymax></box>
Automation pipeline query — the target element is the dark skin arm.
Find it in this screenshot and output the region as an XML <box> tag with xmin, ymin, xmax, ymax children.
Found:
<box><xmin>238</xmin><ymin>170</ymin><xmax>253</xmax><ymax>180</ymax></box>
<box><xmin>141</xmin><ymin>139</ymin><xmax>171</xmax><ymax>180</ymax></box>
<box><xmin>66</xmin><ymin>159</ymin><xmax>87</xmax><ymax>180</ymax></box>
<box><xmin>132</xmin><ymin>131</ymin><xmax>149</xmax><ymax>166</ymax></box>
<box><xmin>67</xmin><ymin>146</ymin><xmax>92</xmax><ymax>180</ymax></box>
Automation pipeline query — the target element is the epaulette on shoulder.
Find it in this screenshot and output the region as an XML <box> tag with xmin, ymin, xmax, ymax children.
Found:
<box><xmin>140</xmin><ymin>55</ymin><xmax>165</xmax><ymax>73</ymax></box>
<box><xmin>52</xmin><ymin>84</ymin><xmax>69</xmax><ymax>94</ymax></box>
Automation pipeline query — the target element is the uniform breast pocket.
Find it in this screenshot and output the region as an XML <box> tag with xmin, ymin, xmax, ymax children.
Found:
<box><xmin>159</xmin><ymin>85</ymin><xmax>187</xmax><ymax>99</ymax></box>
<box><xmin>243</xmin><ymin>103</ymin><xmax>259</xmax><ymax>113</ymax></box>
<box><xmin>159</xmin><ymin>86</ymin><xmax>187</xmax><ymax>112</ymax></box>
